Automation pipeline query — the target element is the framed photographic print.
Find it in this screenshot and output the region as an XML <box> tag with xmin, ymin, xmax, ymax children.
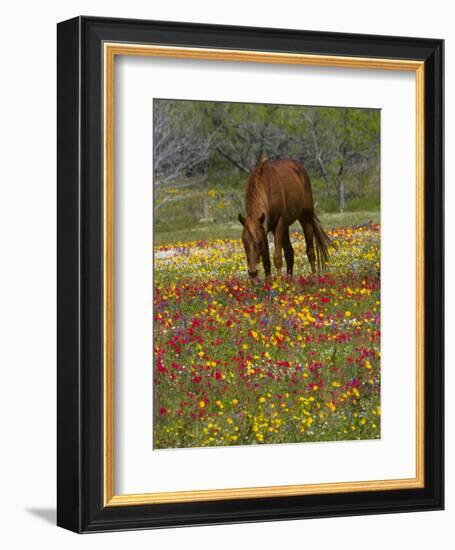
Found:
<box><xmin>57</xmin><ymin>16</ymin><xmax>444</xmax><ymax>533</ymax></box>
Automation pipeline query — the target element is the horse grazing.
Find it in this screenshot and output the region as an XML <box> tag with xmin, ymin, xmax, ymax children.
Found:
<box><xmin>238</xmin><ymin>156</ymin><xmax>334</xmax><ymax>280</ymax></box>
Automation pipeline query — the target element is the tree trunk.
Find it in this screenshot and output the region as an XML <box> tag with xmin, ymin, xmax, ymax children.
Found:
<box><xmin>337</xmin><ymin>155</ymin><xmax>346</xmax><ymax>212</ymax></box>
<box><xmin>338</xmin><ymin>178</ymin><xmax>345</xmax><ymax>212</ymax></box>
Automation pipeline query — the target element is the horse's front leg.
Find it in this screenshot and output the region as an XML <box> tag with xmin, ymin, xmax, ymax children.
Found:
<box><xmin>261</xmin><ymin>237</ymin><xmax>272</xmax><ymax>280</ymax></box>
<box><xmin>273</xmin><ymin>218</ymin><xmax>284</xmax><ymax>276</ymax></box>
<box><xmin>282</xmin><ymin>226</ymin><xmax>294</xmax><ymax>276</ymax></box>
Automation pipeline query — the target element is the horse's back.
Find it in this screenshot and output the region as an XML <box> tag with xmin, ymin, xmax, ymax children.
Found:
<box><xmin>263</xmin><ymin>159</ymin><xmax>313</xmax><ymax>222</ymax></box>
<box><xmin>265</xmin><ymin>158</ymin><xmax>307</xmax><ymax>179</ymax></box>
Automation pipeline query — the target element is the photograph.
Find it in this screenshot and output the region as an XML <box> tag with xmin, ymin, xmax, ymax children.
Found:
<box><xmin>153</xmin><ymin>99</ymin><xmax>381</xmax><ymax>449</ymax></box>
<box><xmin>0</xmin><ymin>0</ymin><xmax>449</xmax><ymax>544</ymax></box>
<box><xmin>53</xmin><ymin>12</ymin><xmax>444</xmax><ymax>535</ymax></box>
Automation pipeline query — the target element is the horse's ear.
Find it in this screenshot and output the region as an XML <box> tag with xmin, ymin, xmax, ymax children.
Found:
<box><xmin>258</xmin><ymin>212</ymin><xmax>266</xmax><ymax>225</ymax></box>
<box><xmin>255</xmin><ymin>153</ymin><xmax>268</xmax><ymax>171</ymax></box>
<box><xmin>238</xmin><ymin>213</ymin><xmax>245</xmax><ymax>226</ymax></box>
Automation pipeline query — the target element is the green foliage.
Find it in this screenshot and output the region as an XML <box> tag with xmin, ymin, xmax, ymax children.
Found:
<box><xmin>154</xmin><ymin>99</ymin><xmax>380</xmax><ymax>228</ymax></box>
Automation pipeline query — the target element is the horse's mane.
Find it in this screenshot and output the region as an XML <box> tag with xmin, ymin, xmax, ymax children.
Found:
<box><xmin>245</xmin><ymin>156</ymin><xmax>269</xmax><ymax>219</ymax></box>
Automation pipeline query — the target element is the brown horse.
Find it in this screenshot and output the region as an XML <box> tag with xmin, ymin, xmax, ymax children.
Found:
<box><xmin>238</xmin><ymin>156</ymin><xmax>334</xmax><ymax>280</ymax></box>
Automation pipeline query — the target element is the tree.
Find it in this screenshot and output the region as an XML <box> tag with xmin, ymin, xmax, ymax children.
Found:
<box><xmin>153</xmin><ymin>100</ymin><xmax>216</xmax><ymax>186</ymax></box>
<box><xmin>153</xmin><ymin>99</ymin><xmax>380</xmax><ymax>214</ymax></box>
<box><xmin>293</xmin><ymin>107</ymin><xmax>379</xmax><ymax>211</ymax></box>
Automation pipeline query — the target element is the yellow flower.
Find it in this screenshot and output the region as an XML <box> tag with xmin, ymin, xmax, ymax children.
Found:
<box><xmin>231</xmin><ymin>399</ymin><xmax>239</xmax><ymax>406</ymax></box>
<box><xmin>259</xmin><ymin>397</ymin><xmax>266</xmax><ymax>403</ymax></box>
<box><xmin>345</xmin><ymin>311</ymin><xmax>351</xmax><ymax>318</ymax></box>
<box><xmin>199</xmin><ymin>401</ymin><xmax>205</xmax><ymax>408</ymax></box>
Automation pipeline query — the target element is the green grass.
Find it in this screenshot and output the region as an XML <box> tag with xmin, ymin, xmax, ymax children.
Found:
<box><xmin>154</xmin><ymin>210</ymin><xmax>380</xmax><ymax>245</ymax></box>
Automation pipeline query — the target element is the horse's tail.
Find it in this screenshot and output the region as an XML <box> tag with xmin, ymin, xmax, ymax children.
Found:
<box><xmin>312</xmin><ymin>214</ymin><xmax>336</xmax><ymax>271</ymax></box>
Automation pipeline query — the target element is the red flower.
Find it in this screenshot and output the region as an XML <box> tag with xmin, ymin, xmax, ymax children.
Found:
<box><xmin>157</xmin><ymin>360</ymin><xmax>168</xmax><ymax>373</ymax></box>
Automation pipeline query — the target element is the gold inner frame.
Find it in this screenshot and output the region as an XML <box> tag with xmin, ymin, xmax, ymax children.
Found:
<box><xmin>103</xmin><ymin>43</ymin><xmax>425</xmax><ymax>507</ymax></box>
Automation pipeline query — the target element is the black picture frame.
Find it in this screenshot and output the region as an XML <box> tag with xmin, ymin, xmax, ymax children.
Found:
<box><xmin>57</xmin><ymin>16</ymin><xmax>444</xmax><ymax>533</ymax></box>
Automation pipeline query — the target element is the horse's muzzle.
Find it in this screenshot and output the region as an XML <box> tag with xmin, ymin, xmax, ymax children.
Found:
<box><xmin>248</xmin><ymin>270</ymin><xmax>259</xmax><ymax>279</ymax></box>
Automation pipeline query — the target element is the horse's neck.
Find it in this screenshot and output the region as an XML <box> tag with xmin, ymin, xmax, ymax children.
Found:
<box><xmin>246</xmin><ymin>176</ymin><xmax>269</xmax><ymax>217</ymax></box>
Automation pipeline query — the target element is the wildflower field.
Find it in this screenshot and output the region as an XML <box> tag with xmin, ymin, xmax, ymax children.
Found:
<box><xmin>153</xmin><ymin>222</ymin><xmax>381</xmax><ymax>449</ymax></box>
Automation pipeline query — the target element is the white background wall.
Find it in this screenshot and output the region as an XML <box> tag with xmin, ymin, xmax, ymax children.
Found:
<box><xmin>0</xmin><ymin>0</ymin><xmax>451</xmax><ymax>547</ymax></box>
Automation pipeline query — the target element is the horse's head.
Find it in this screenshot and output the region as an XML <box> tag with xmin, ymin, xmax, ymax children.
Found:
<box><xmin>238</xmin><ymin>212</ymin><xmax>266</xmax><ymax>280</ymax></box>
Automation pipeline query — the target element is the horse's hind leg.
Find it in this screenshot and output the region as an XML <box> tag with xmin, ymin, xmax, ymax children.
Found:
<box><xmin>300</xmin><ymin>218</ymin><xmax>316</xmax><ymax>274</ymax></box>
<box><xmin>272</xmin><ymin>218</ymin><xmax>284</xmax><ymax>276</ymax></box>
<box><xmin>282</xmin><ymin>226</ymin><xmax>294</xmax><ymax>276</ymax></box>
